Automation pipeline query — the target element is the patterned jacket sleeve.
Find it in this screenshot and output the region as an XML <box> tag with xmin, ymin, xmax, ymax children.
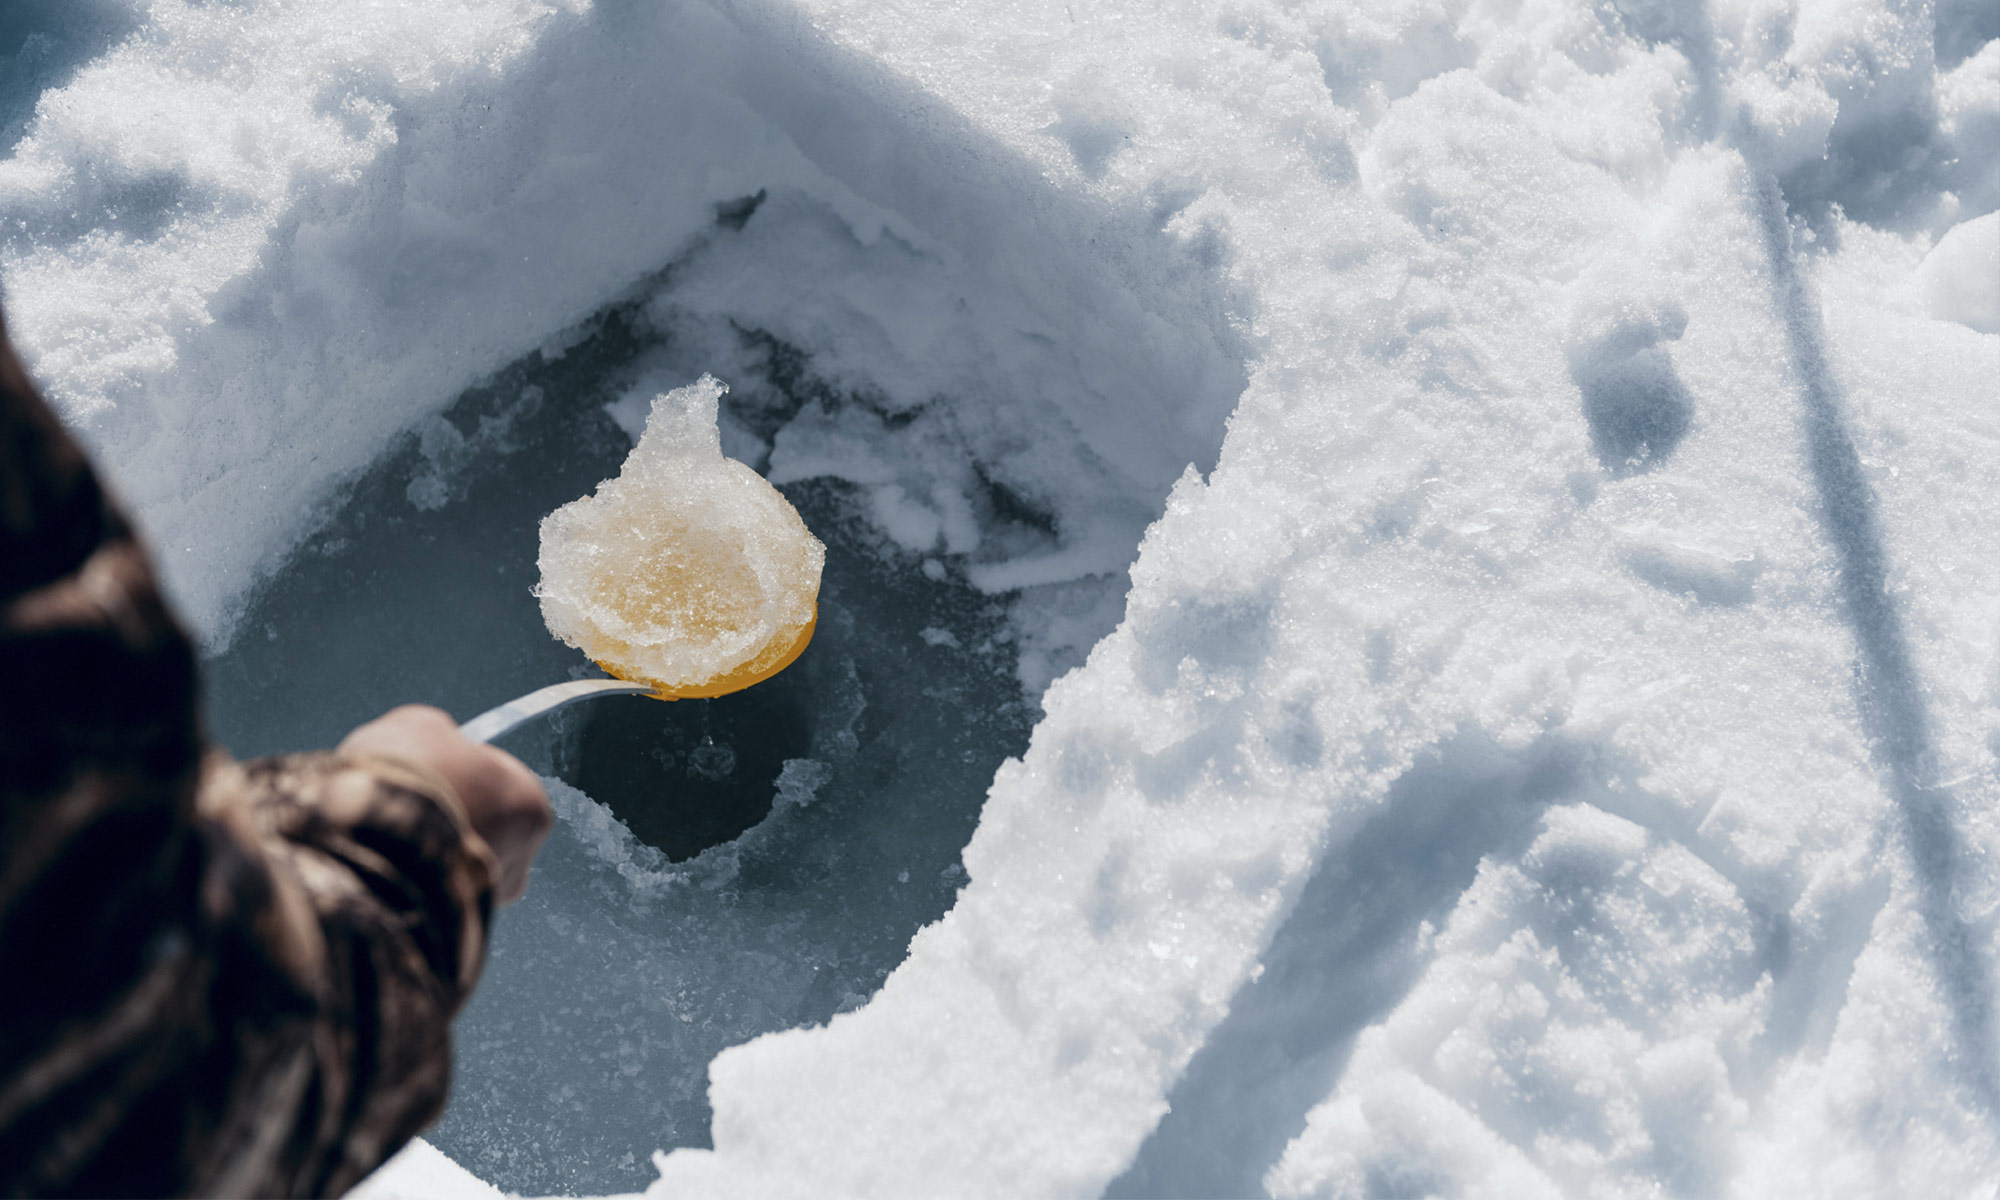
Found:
<box><xmin>0</xmin><ymin>313</ymin><xmax>497</xmax><ymax>1198</ymax></box>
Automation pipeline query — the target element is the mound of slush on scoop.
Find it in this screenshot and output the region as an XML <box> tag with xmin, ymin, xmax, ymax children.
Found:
<box><xmin>535</xmin><ymin>376</ymin><xmax>825</xmax><ymax>698</ymax></box>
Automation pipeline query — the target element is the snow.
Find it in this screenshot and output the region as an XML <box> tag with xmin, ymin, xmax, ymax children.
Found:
<box><xmin>351</xmin><ymin>1139</ymin><xmax>509</xmax><ymax>1200</ymax></box>
<box><xmin>4</xmin><ymin>0</ymin><xmax>1998</xmax><ymax>1197</ymax></box>
<box><xmin>1918</xmin><ymin>211</ymin><xmax>2000</xmax><ymax>333</ymax></box>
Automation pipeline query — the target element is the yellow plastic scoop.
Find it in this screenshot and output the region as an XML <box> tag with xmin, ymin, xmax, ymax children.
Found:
<box><xmin>533</xmin><ymin>375</ymin><xmax>825</xmax><ymax>700</ymax></box>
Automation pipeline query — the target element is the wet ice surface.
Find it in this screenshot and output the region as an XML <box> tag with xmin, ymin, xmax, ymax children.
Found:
<box><xmin>205</xmin><ymin>308</ymin><xmax>1033</xmax><ymax>1195</ymax></box>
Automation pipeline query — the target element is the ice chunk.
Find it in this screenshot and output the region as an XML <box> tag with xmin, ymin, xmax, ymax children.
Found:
<box><xmin>535</xmin><ymin>376</ymin><xmax>825</xmax><ymax>698</ymax></box>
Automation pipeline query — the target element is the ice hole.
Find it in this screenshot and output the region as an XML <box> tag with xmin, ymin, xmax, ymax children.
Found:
<box><xmin>570</xmin><ymin>673</ymin><xmax>812</xmax><ymax>863</ymax></box>
<box><xmin>11</xmin><ymin>7</ymin><xmax>1241</xmax><ymax>1187</ymax></box>
<box><xmin>201</xmin><ymin>180</ymin><xmax>1239</xmax><ymax>1192</ymax></box>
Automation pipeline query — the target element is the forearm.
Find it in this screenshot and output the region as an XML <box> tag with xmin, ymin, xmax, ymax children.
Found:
<box><xmin>193</xmin><ymin>752</ymin><xmax>497</xmax><ymax>1197</ymax></box>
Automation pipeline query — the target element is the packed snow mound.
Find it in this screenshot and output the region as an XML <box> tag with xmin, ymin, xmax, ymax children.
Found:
<box><xmin>349</xmin><ymin>1140</ymin><xmax>503</xmax><ymax>1200</ymax></box>
<box><xmin>1917</xmin><ymin>212</ymin><xmax>2000</xmax><ymax>334</ymax></box>
<box><xmin>537</xmin><ymin>376</ymin><xmax>824</xmax><ymax>696</ymax></box>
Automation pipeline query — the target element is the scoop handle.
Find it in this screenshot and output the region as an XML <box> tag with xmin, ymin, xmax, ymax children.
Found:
<box><xmin>459</xmin><ymin>678</ymin><xmax>659</xmax><ymax>744</ymax></box>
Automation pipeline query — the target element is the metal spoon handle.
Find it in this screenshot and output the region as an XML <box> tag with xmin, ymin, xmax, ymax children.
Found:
<box><xmin>459</xmin><ymin>678</ymin><xmax>658</xmax><ymax>744</ymax></box>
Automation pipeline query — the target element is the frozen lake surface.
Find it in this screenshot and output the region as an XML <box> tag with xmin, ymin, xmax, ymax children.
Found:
<box><xmin>6</xmin><ymin>0</ymin><xmax>2000</xmax><ymax>1195</ymax></box>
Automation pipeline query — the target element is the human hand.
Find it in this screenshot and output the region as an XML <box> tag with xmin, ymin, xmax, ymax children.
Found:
<box><xmin>339</xmin><ymin>705</ymin><xmax>552</xmax><ymax>904</ymax></box>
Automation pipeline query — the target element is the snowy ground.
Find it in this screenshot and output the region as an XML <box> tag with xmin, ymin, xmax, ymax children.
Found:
<box><xmin>5</xmin><ymin>0</ymin><xmax>1999</xmax><ymax>1196</ymax></box>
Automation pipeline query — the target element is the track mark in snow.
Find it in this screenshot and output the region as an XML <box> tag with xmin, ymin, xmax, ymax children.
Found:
<box><xmin>1752</xmin><ymin>172</ymin><xmax>2000</xmax><ymax>1113</ymax></box>
<box><xmin>1110</xmin><ymin>736</ymin><xmax>1590</xmax><ymax>1198</ymax></box>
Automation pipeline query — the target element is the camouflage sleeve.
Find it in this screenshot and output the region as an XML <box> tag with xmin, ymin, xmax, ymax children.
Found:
<box><xmin>194</xmin><ymin>751</ymin><xmax>496</xmax><ymax>1198</ymax></box>
<box><xmin>0</xmin><ymin>308</ymin><xmax>496</xmax><ymax>1198</ymax></box>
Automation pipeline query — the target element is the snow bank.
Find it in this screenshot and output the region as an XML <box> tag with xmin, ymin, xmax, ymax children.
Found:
<box><xmin>6</xmin><ymin>0</ymin><xmax>1999</xmax><ymax>1195</ymax></box>
<box><xmin>0</xmin><ymin>0</ymin><xmax>1238</xmax><ymax>650</ymax></box>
